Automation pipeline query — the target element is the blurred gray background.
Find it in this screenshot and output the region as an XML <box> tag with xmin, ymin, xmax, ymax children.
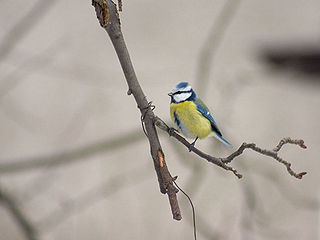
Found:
<box><xmin>0</xmin><ymin>0</ymin><xmax>319</xmax><ymax>239</ymax></box>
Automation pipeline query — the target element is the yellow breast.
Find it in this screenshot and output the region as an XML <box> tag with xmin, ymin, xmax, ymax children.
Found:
<box><xmin>170</xmin><ymin>101</ymin><xmax>212</xmax><ymax>139</ymax></box>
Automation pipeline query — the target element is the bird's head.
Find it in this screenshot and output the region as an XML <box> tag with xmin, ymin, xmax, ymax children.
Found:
<box><xmin>168</xmin><ymin>82</ymin><xmax>196</xmax><ymax>103</ymax></box>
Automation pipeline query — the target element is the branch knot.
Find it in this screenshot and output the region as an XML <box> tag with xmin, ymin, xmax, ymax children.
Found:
<box><xmin>92</xmin><ymin>0</ymin><xmax>110</xmax><ymax>27</ymax></box>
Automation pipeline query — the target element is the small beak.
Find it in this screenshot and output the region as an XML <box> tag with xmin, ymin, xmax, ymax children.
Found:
<box><xmin>168</xmin><ymin>92</ymin><xmax>173</xmax><ymax>97</ymax></box>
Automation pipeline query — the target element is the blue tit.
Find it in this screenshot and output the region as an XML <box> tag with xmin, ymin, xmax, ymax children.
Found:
<box><xmin>168</xmin><ymin>82</ymin><xmax>231</xmax><ymax>150</ymax></box>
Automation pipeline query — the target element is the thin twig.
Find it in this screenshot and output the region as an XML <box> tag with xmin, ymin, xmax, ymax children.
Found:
<box><xmin>173</xmin><ymin>181</ymin><xmax>197</xmax><ymax>240</ymax></box>
<box><xmin>273</xmin><ymin>137</ymin><xmax>307</xmax><ymax>152</ymax></box>
<box><xmin>221</xmin><ymin>140</ymin><xmax>307</xmax><ymax>179</ymax></box>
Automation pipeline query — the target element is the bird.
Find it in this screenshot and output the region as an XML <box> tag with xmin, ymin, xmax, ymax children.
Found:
<box><xmin>168</xmin><ymin>82</ymin><xmax>231</xmax><ymax>151</ymax></box>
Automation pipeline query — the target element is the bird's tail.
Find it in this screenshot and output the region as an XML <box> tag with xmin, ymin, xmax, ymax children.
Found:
<box><xmin>212</xmin><ymin>133</ymin><xmax>232</xmax><ymax>147</ymax></box>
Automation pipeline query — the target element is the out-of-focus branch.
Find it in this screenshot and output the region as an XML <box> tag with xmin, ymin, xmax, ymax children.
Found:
<box><xmin>195</xmin><ymin>0</ymin><xmax>241</xmax><ymax>96</ymax></box>
<box><xmin>155</xmin><ymin>117</ymin><xmax>307</xmax><ymax>179</ymax></box>
<box><xmin>0</xmin><ymin>186</ymin><xmax>38</xmax><ymax>240</ymax></box>
<box><xmin>91</xmin><ymin>0</ymin><xmax>181</xmax><ymax>220</ymax></box>
<box><xmin>0</xmin><ymin>39</ymin><xmax>65</xmax><ymax>99</ymax></box>
<box><xmin>38</xmin><ymin>166</ymin><xmax>150</xmax><ymax>232</ymax></box>
<box><xmin>0</xmin><ymin>130</ymin><xmax>143</xmax><ymax>174</ymax></box>
<box><xmin>0</xmin><ymin>0</ymin><xmax>58</xmax><ymax>62</ymax></box>
<box><xmin>253</xmin><ymin>167</ymin><xmax>319</xmax><ymax>209</ymax></box>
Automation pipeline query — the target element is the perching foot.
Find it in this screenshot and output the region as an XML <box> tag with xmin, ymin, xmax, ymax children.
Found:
<box><xmin>188</xmin><ymin>137</ymin><xmax>198</xmax><ymax>152</ymax></box>
<box><xmin>168</xmin><ymin>127</ymin><xmax>177</xmax><ymax>136</ymax></box>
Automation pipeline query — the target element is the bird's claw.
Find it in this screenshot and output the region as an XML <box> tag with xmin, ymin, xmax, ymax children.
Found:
<box><xmin>188</xmin><ymin>143</ymin><xmax>195</xmax><ymax>152</ymax></box>
<box><xmin>168</xmin><ymin>127</ymin><xmax>177</xmax><ymax>136</ymax></box>
<box><xmin>188</xmin><ymin>137</ymin><xmax>198</xmax><ymax>152</ymax></box>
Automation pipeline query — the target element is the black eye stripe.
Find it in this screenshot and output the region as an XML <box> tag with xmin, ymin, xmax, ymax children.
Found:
<box><xmin>173</xmin><ymin>90</ymin><xmax>191</xmax><ymax>95</ymax></box>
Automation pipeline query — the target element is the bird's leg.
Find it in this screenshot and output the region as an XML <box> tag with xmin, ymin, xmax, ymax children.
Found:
<box><xmin>189</xmin><ymin>137</ymin><xmax>198</xmax><ymax>152</ymax></box>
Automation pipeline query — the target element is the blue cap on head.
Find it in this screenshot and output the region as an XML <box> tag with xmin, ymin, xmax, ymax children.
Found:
<box><xmin>175</xmin><ymin>82</ymin><xmax>189</xmax><ymax>89</ymax></box>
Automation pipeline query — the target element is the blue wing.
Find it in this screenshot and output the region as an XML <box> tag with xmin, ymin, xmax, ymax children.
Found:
<box><xmin>194</xmin><ymin>98</ymin><xmax>222</xmax><ymax>136</ymax></box>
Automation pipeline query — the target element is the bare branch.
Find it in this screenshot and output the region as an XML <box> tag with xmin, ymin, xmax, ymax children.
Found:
<box><xmin>273</xmin><ymin>137</ymin><xmax>307</xmax><ymax>152</ymax></box>
<box><xmin>154</xmin><ymin>117</ymin><xmax>307</xmax><ymax>179</ymax></box>
<box><xmin>221</xmin><ymin>139</ymin><xmax>307</xmax><ymax>179</ymax></box>
<box><xmin>92</xmin><ymin>0</ymin><xmax>181</xmax><ymax>220</ymax></box>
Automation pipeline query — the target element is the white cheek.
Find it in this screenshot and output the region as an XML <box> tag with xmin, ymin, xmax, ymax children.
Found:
<box><xmin>173</xmin><ymin>92</ymin><xmax>192</xmax><ymax>102</ymax></box>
